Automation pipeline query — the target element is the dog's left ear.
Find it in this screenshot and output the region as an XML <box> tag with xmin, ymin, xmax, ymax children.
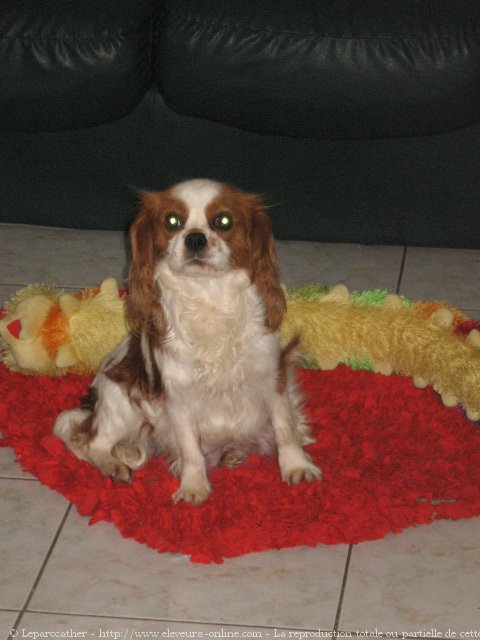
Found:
<box><xmin>248</xmin><ymin>199</ymin><xmax>286</xmax><ymax>331</ymax></box>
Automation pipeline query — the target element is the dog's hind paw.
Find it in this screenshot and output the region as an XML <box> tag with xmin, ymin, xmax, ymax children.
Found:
<box><xmin>100</xmin><ymin>460</ymin><xmax>133</xmax><ymax>483</ymax></box>
<box><xmin>112</xmin><ymin>440</ymin><xmax>144</xmax><ymax>470</ymax></box>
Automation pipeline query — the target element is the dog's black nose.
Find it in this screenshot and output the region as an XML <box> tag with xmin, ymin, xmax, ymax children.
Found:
<box><xmin>185</xmin><ymin>232</ymin><xmax>208</xmax><ymax>253</ymax></box>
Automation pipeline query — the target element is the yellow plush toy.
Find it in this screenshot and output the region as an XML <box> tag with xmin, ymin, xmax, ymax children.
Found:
<box><xmin>0</xmin><ymin>278</ymin><xmax>128</xmax><ymax>376</ymax></box>
<box><xmin>282</xmin><ymin>284</ymin><xmax>480</xmax><ymax>421</ymax></box>
<box><xmin>1</xmin><ymin>279</ymin><xmax>479</xmax><ymax>421</ymax></box>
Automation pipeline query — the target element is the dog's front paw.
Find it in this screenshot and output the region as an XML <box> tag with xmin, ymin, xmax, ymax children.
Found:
<box><xmin>282</xmin><ymin>463</ymin><xmax>322</xmax><ymax>485</ymax></box>
<box><xmin>279</xmin><ymin>446</ymin><xmax>322</xmax><ymax>486</ymax></box>
<box><xmin>173</xmin><ymin>477</ymin><xmax>212</xmax><ymax>505</ymax></box>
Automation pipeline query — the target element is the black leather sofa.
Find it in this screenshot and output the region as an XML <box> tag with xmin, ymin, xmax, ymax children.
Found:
<box><xmin>1</xmin><ymin>0</ymin><xmax>479</xmax><ymax>247</ymax></box>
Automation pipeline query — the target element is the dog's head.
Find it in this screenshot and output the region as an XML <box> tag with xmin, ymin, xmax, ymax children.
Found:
<box><xmin>127</xmin><ymin>179</ymin><xmax>286</xmax><ymax>334</ymax></box>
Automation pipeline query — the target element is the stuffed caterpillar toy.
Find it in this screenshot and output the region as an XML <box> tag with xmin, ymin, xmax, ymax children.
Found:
<box><xmin>282</xmin><ymin>284</ymin><xmax>480</xmax><ymax>422</ymax></box>
<box><xmin>1</xmin><ymin>279</ymin><xmax>479</xmax><ymax>421</ymax></box>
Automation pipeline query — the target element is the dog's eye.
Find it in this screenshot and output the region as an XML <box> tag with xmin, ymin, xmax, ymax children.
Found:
<box><xmin>164</xmin><ymin>212</ymin><xmax>184</xmax><ymax>231</ymax></box>
<box><xmin>212</xmin><ymin>212</ymin><xmax>233</xmax><ymax>231</ymax></box>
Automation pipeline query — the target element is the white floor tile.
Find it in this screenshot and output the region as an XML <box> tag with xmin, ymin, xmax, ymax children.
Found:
<box><xmin>400</xmin><ymin>247</ymin><xmax>480</xmax><ymax>309</ymax></box>
<box><xmin>30</xmin><ymin>509</ymin><xmax>348</xmax><ymax>629</ymax></box>
<box><xmin>276</xmin><ymin>241</ymin><xmax>404</xmax><ymax>292</ymax></box>
<box><xmin>18</xmin><ymin>612</ymin><xmax>330</xmax><ymax>640</ymax></box>
<box><xmin>0</xmin><ymin>444</ymin><xmax>35</xmax><ymax>479</ymax></box>
<box><xmin>0</xmin><ymin>480</ymin><xmax>69</xmax><ymax>610</ymax></box>
<box><xmin>460</xmin><ymin>308</ymin><xmax>480</xmax><ymax>321</ymax></box>
<box><xmin>339</xmin><ymin>519</ymin><xmax>480</xmax><ymax>635</ymax></box>
<box><xmin>0</xmin><ymin>224</ymin><xmax>128</xmax><ymax>289</ymax></box>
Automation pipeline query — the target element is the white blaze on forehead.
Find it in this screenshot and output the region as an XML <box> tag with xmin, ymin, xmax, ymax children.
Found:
<box><xmin>172</xmin><ymin>179</ymin><xmax>223</xmax><ymax>229</ymax></box>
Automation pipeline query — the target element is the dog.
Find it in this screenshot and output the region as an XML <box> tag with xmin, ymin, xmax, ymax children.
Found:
<box><xmin>54</xmin><ymin>179</ymin><xmax>321</xmax><ymax>504</ymax></box>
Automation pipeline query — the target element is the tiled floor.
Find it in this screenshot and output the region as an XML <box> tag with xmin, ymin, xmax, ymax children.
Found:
<box><xmin>1</xmin><ymin>223</ymin><xmax>479</xmax><ymax>640</ymax></box>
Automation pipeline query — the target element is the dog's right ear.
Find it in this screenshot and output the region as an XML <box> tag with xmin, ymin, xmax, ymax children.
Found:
<box><xmin>127</xmin><ymin>193</ymin><xmax>164</xmax><ymax>336</ymax></box>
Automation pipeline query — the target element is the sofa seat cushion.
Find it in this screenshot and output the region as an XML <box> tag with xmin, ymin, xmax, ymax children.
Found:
<box><xmin>155</xmin><ymin>0</ymin><xmax>480</xmax><ymax>139</ymax></box>
<box><xmin>0</xmin><ymin>0</ymin><xmax>157</xmax><ymax>131</ymax></box>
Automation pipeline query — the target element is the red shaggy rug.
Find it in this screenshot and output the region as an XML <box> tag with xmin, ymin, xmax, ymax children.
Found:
<box><xmin>1</xmin><ymin>362</ymin><xmax>479</xmax><ymax>563</ymax></box>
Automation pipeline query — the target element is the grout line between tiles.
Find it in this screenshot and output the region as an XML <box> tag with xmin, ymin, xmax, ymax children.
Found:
<box><xmin>8</xmin><ymin>503</ymin><xmax>73</xmax><ymax>640</ymax></box>
<box><xmin>395</xmin><ymin>246</ymin><xmax>407</xmax><ymax>295</ymax></box>
<box><xmin>333</xmin><ymin>544</ymin><xmax>353</xmax><ymax>633</ymax></box>
<box><xmin>0</xmin><ymin>609</ymin><xmax>18</xmax><ymax>619</ymax></box>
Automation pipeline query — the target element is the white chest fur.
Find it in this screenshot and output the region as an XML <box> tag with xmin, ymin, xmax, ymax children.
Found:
<box><xmin>156</xmin><ymin>267</ymin><xmax>278</xmax><ymax>387</ymax></box>
<box><xmin>153</xmin><ymin>266</ymin><xmax>280</xmax><ymax>454</ymax></box>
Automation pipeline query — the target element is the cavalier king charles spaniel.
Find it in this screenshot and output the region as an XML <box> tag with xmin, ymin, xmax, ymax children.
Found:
<box><xmin>54</xmin><ymin>179</ymin><xmax>321</xmax><ymax>504</ymax></box>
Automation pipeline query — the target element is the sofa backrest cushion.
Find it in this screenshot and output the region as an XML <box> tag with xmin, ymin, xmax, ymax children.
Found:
<box><xmin>0</xmin><ymin>0</ymin><xmax>157</xmax><ymax>131</ymax></box>
<box><xmin>155</xmin><ymin>0</ymin><xmax>480</xmax><ymax>139</ymax></box>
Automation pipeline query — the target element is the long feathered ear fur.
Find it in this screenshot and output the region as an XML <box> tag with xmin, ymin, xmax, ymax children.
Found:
<box><xmin>127</xmin><ymin>196</ymin><xmax>165</xmax><ymax>337</ymax></box>
<box><xmin>249</xmin><ymin>201</ymin><xmax>286</xmax><ymax>331</ymax></box>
